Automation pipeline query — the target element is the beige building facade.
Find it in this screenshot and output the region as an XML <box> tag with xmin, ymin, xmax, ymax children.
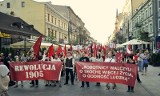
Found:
<box><xmin>0</xmin><ymin>0</ymin><xmax>69</xmax><ymax>43</ymax></box>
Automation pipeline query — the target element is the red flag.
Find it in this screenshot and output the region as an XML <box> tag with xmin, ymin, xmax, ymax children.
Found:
<box><xmin>70</xmin><ymin>44</ymin><xmax>73</xmax><ymax>52</ymax></box>
<box><xmin>103</xmin><ymin>46</ymin><xmax>107</xmax><ymax>58</ymax></box>
<box><xmin>48</xmin><ymin>44</ymin><xmax>54</xmax><ymax>58</ymax></box>
<box><xmin>56</xmin><ymin>45</ymin><xmax>62</xmax><ymax>57</ymax></box>
<box><xmin>63</xmin><ymin>44</ymin><xmax>67</xmax><ymax>57</ymax></box>
<box><xmin>33</xmin><ymin>35</ymin><xmax>42</xmax><ymax>58</ymax></box>
<box><xmin>93</xmin><ymin>43</ymin><xmax>97</xmax><ymax>57</ymax></box>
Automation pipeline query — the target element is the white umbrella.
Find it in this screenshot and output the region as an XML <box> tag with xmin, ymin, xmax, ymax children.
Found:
<box><xmin>122</xmin><ymin>39</ymin><xmax>150</xmax><ymax>45</ymax></box>
<box><xmin>10</xmin><ymin>40</ymin><xmax>33</xmax><ymax>48</ymax></box>
<box><xmin>116</xmin><ymin>44</ymin><xmax>124</xmax><ymax>48</ymax></box>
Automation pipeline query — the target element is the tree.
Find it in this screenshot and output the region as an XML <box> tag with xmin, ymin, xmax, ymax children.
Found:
<box><xmin>139</xmin><ymin>29</ymin><xmax>149</xmax><ymax>42</ymax></box>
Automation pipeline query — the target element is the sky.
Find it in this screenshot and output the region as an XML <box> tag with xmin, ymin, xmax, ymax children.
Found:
<box><xmin>0</xmin><ymin>0</ymin><xmax>125</xmax><ymax>44</ymax></box>
<box><xmin>35</xmin><ymin>0</ymin><xmax>126</xmax><ymax>44</ymax></box>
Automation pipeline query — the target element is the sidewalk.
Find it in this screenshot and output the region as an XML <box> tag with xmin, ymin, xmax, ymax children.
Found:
<box><xmin>138</xmin><ymin>65</ymin><xmax>160</xmax><ymax>96</ymax></box>
<box><xmin>8</xmin><ymin>65</ymin><xmax>160</xmax><ymax>96</ymax></box>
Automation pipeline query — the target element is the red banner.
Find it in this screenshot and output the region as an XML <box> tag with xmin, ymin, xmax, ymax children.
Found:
<box><xmin>10</xmin><ymin>61</ymin><xmax>62</xmax><ymax>81</ymax></box>
<box><xmin>76</xmin><ymin>62</ymin><xmax>137</xmax><ymax>86</ymax></box>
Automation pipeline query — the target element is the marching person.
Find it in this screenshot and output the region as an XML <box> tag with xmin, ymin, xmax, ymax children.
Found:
<box><xmin>52</xmin><ymin>54</ymin><xmax>62</xmax><ymax>87</ymax></box>
<box><xmin>0</xmin><ymin>64</ymin><xmax>10</xmax><ymax>96</ymax></box>
<box><xmin>4</xmin><ymin>53</ymin><xmax>15</xmax><ymax>86</ymax></box>
<box><xmin>79</xmin><ymin>52</ymin><xmax>90</xmax><ymax>88</ymax></box>
<box><xmin>95</xmin><ymin>51</ymin><xmax>103</xmax><ymax>86</ymax></box>
<box><xmin>104</xmin><ymin>51</ymin><xmax>116</xmax><ymax>90</ymax></box>
<box><xmin>14</xmin><ymin>56</ymin><xmax>23</xmax><ymax>88</ymax></box>
<box><xmin>126</xmin><ymin>55</ymin><xmax>136</xmax><ymax>92</ymax></box>
<box><xmin>64</xmin><ymin>51</ymin><xmax>75</xmax><ymax>85</ymax></box>
<box><xmin>30</xmin><ymin>52</ymin><xmax>39</xmax><ymax>88</ymax></box>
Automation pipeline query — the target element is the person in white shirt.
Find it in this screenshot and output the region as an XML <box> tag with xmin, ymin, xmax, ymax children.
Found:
<box><xmin>104</xmin><ymin>51</ymin><xmax>116</xmax><ymax>90</ymax></box>
<box><xmin>0</xmin><ymin>64</ymin><xmax>10</xmax><ymax>96</ymax></box>
<box><xmin>95</xmin><ymin>52</ymin><xmax>103</xmax><ymax>86</ymax></box>
<box><xmin>52</xmin><ymin>54</ymin><xmax>62</xmax><ymax>87</ymax></box>
<box><xmin>90</xmin><ymin>53</ymin><xmax>96</xmax><ymax>62</ymax></box>
<box><xmin>137</xmin><ymin>50</ymin><xmax>144</xmax><ymax>72</ymax></box>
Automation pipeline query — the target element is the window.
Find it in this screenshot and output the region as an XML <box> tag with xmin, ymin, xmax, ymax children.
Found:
<box><xmin>51</xmin><ymin>30</ymin><xmax>54</xmax><ymax>37</ymax></box>
<box><xmin>58</xmin><ymin>20</ymin><xmax>60</xmax><ymax>27</ymax></box>
<box><xmin>149</xmin><ymin>7</ymin><xmax>152</xmax><ymax>15</ymax></box>
<box><xmin>47</xmin><ymin>14</ymin><xmax>50</xmax><ymax>22</ymax></box>
<box><xmin>54</xmin><ymin>31</ymin><xmax>57</xmax><ymax>38</ymax></box>
<box><xmin>149</xmin><ymin>23</ymin><xmax>152</xmax><ymax>33</ymax></box>
<box><xmin>61</xmin><ymin>22</ymin><xmax>63</xmax><ymax>28</ymax></box>
<box><xmin>146</xmin><ymin>10</ymin><xmax>148</xmax><ymax>18</ymax></box>
<box><xmin>59</xmin><ymin>32</ymin><xmax>61</xmax><ymax>39</ymax></box>
<box><xmin>159</xmin><ymin>20</ymin><xmax>160</xmax><ymax>29</ymax></box>
<box><xmin>55</xmin><ymin>18</ymin><xmax>57</xmax><ymax>25</ymax></box>
<box><xmin>48</xmin><ymin>28</ymin><xmax>50</xmax><ymax>36</ymax></box>
<box><xmin>7</xmin><ymin>2</ymin><xmax>10</xmax><ymax>8</ymax></box>
<box><xmin>21</xmin><ymin>1</ymin><xmax>25</xmax><ymax>7</ymax></box>
<box><xmin>51</xmin><ymin>16</ymin><xmax>53</xmax><ymax>23</ymax></box>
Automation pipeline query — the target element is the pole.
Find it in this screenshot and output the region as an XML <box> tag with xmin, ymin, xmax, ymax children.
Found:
<box><xmin>24</xmin><ymin>37</ymin><xmax>27</xmax><ymax>57</ymax></box>
<box><xmin>153</xmin><ymin>0</ymin><xmax>158</xmax><ymax>50</ymax></box>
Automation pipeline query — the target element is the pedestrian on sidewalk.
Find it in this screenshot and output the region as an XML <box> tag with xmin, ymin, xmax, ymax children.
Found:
<box><xmin>79</xmin><ymin>52</ymin><xmax>90</xmax><ymax>88</ymax></box>
<box><xmin>104</xmin><ymin>51</ymin><xmax>116</xmax><ymax>90</ymax></box>
<box><xmin>0</xmin><ymin>64</ymin><xmax>10</xmax><ymax>96</ymax></box>
<box><xmin>137</xmin><ymin>50</ymin><xmax>144</xmax><ymax>72</ymax></box>
<box><xmin>142</xmin><ymin>51</ymin><xmax>149</xmax><ymax>76</ymax></box>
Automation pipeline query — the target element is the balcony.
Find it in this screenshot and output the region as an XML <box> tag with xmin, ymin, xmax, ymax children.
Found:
<box><xmin>135</xmin><ymin>22</ymin><xmax>142</xmax><ymax>28</ymax></box>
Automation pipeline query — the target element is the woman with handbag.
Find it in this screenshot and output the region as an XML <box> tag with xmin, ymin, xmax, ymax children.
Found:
<box><xmin>142</xmin><ymin>51</ymin><xmax>149</xmax><ymax>76</ymax></box>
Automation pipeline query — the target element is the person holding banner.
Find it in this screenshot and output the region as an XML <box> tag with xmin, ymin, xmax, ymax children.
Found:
<box><xmin>104</xmin><ymin>51</ymin><xmax>116</xmax><ymax>90</ymax></box>
<box><xmin>95</xmin><ymin>51</ymin><xmax>103</xmax><ymax>86</ymax></box>
<box><xmin>79</xmin><ymin>52</ymin><xmax>90</xmax><ymax>88</ymax></box>
<box><xmin>64</xmin><ymin>51</ymin><xmax>75</xmax><ymax>85</ymax></box>
<box><xmin>30</xmin><ymin>52</ymin><xmax>39</xmax><ymax>87</ymax></box>
<box><xmin>52</xmin><ymin>54</ymin><xmax>62</xmax><ymax>87</ymax></box>
<box><xmin>14</xmin><ymin>56</ymin><xmax>23</xmax><ymax>88</ymax></box>
<box><xmin>0</xmin><ymin>64</ymin><xmax>10</xmax><ymax>96</ymax></box>
<box><xmin>126</xmin><ymin>55</ymin><xmax>136</xmax><ymax>92</ymax></box>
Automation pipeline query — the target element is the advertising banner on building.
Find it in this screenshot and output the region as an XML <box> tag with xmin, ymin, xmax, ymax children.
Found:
<box><xmin>10</xmin><ymin>61</ymin><xmax>62</xmax><ymax>81</ymax></box>
<box><xmin>76</xmin><ymin>62</ymin><xmax>137</xmax><ymax>86</ymax></box>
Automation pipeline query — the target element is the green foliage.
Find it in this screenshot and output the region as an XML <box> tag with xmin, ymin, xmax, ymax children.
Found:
<box><xmin>138</xmin><ymin>29</ymin><xmax>149</xmax><ymax>42</ymax></box>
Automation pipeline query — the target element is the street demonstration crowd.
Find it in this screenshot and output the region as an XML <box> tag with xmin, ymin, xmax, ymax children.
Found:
<box><xmin>0</xmin><ymin>47</ymin><xmax>150</xmax><ymax>96</ymax></box>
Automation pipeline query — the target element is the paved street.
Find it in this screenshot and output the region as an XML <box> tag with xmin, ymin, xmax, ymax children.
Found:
<box><xmin>8</xmin><ymin>65</ymin><xmax>160</xmax><ymax>96</ymax></box>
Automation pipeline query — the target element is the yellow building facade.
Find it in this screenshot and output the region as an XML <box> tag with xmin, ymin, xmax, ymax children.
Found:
<box><xmin>0</xmin><ymin>0</ymin><xmax>69</xmax><ymax>43</ymax></box>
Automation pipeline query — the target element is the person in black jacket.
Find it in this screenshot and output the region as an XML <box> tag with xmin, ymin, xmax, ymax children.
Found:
<box><xmin>64</xmin><ymin>51</ymin><xmax>75</xmax><ymax>85</ymax></box>
<box><xmin>127</xmin><ymin>55</ymin><xmax>142</xmax><ymax>93</ymax></box>
<box><xmin>79</xmin><ymin>52</ymin><xmax>90</xmax><ymax>88</ymax></box>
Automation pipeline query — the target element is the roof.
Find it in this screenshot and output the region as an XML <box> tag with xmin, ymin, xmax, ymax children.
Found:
<box><xmin>0</xmin><ymin>12</ymin><xmax>42</xmax><ymax>36</ymax></box>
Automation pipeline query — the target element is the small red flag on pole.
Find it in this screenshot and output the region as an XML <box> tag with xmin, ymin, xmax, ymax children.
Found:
<box><xmin>32</xmin><ymin>35</ymin><xmax>42</xmax><ymax>59</ymax></box>
<box><xmin>48</xmin><ymin>44</ymin><xmax>54</xmax><ymax>58</ymax></box>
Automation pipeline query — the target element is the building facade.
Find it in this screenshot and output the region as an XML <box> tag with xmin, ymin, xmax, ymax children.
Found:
<box><xmin>130</xmin><ymin>0</ymin><xmax>156</xmax><ymax>50</ymax></box>
<box><xmin>121</xmin><ymin>0</ymin><xmax>147</xmax><ymax>41</ymax></box>
<box><xmin>53</xmin><ymin>5</ymin><xmax>87</xmax><ymax>45</ymax></box>
<box><xmin>0</xmin><ymin>0</ymin><xmax>69</xmax><ymax>43</ymax></box>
